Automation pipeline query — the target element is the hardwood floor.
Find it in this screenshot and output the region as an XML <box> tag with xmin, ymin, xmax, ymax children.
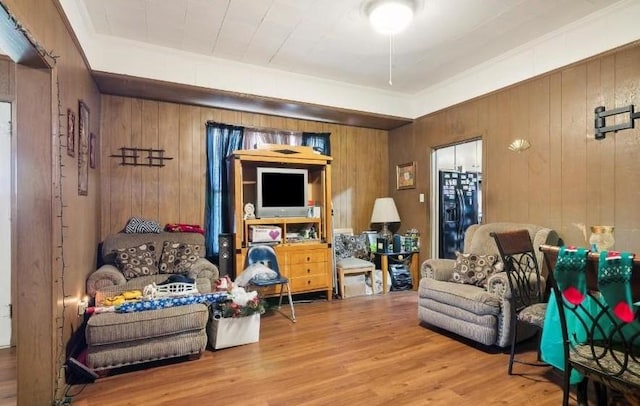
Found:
<box><xmin>0</xmin><ymin>347</ymin><xmax>16</xmax><ymax>406</ymax></box>
<box><xmin>2</xmin><ymin>291</ymin><xmax>573</xmax><ymax>405</ymax></box>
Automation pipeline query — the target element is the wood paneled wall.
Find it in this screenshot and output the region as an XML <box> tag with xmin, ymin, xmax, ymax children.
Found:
<box><xmin>100</xmin><ymin>95</ymin><xmax>389</xmax><ymax>239</ymax></box>
<box><xmin>390</xmin><ymin>44</ymin><xmax>640</xmax><ymax>263</ymax></box>
<box><xmin>2</xmin><ymin>1</ymin><xmax>102</xmax><ymax>405</ymax></box>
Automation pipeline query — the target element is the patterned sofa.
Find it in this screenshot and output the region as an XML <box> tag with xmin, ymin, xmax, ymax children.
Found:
<box><xmin>85</xmin><ymin>232</ymin><xmax>219</xmax><ymax>371</ymax></box>
<box><xmin>418</xmin><ymin>223</ymin><xmax>559</xmax><ymax>347</ymax></box>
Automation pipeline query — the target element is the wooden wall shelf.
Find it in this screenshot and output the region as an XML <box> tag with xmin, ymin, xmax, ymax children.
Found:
<box><xmin>110</xmin><ymin>147</ymin><xmax>174</xmax><ymax>167</ymax></box>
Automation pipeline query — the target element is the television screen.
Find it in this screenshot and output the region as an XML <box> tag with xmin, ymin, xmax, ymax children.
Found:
<box><xmin>257</xmin><ymin>167</ymin><xmax>308</xmax><ymax>217</ymax></box>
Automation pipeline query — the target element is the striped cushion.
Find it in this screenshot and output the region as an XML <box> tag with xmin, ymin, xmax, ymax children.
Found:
<box><xmin>125</xmin><ymin>217</ymin><xmax>162</xmax><ymax>233</ymax></box>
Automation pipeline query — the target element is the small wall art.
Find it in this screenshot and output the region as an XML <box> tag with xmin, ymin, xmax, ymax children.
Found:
<box><xmin>78</xmin><ymin>100</ymin><xmax>89</xmax><ymax>196</ymax></box>
<box><xmin>396</xmin><ymin>161</ymin><xmax>416</xmax><ymax>190</ymax></box>
<box><xmin>89</xmin><ymin>132</ymin><xmax>97</xmax><ymax>169</ymax></box>
<box><xmin>67</xmin><ymin>108</ymin><xmax>75</xmax><ymax>157</ymax></box>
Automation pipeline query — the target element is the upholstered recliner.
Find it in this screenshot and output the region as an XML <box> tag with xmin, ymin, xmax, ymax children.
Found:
<box><xmin>85</xmin><ymin>232</ymin><xmax>219</xmax><ymax>371</ymax></box>
<box><xmin>418</xmin><ymin>223</ymin><xmax>559</xmax><ymax>347</ymax></box>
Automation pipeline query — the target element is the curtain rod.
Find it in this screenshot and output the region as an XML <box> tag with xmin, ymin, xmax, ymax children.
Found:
<box><xmin>205</xmin><ymin>121</ymin><xmax>330</xmax><ymax>136</ymax></box>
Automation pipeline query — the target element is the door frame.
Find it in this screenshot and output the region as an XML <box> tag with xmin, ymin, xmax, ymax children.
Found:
<box><xmin>0</xmin><ymin>65</ymin><xmax>16</xmax><ymax>347</ymax></box>
<box><xmin>430</xmin><ymin>138</ymin><xmax>483</xmax><ymax>259</ymax></box>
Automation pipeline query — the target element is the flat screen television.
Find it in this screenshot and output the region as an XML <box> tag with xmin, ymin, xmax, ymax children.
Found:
<box><xmin>256</xmin><ymin>167</ymin><xmax>309</xmax><ymax>218</ymax></box>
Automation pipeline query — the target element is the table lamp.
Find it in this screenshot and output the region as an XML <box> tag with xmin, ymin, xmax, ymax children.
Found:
<box><xmin>370</xmin><ymin>197</ymin><xmax>401</xmax><ymax>248</ymax></box>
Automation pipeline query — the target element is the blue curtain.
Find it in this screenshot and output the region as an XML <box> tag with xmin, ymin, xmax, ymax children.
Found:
<box><xmin>302</xmin><ymin>132</ymin><xmax>331</xmax><ymax>156</ymax></box>
<box><xmin>205</xmin><ymin>122</ymin><xmax>244</xmax><ymax>257</ymax></box>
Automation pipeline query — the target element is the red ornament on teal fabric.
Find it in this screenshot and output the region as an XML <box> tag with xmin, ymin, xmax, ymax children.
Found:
<box><xmin>554</xmin><ymin>246</ymin><xmax>588</xmax><ymax>305</ymax></box>
<box><xmin>598</xmin><ymin>251</ymin><xmax>635</xmax><ymax>323</ymax></box>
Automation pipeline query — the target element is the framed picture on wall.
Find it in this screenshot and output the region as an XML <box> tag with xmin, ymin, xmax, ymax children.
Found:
<box><xmin>396</xmin><ymin>161</ymin><xmax>416</xmax><ymax>190</ymax></box>
<box><xmin>67</xmin><ymin>109</ymin><xmax>75</xmax><ymax>157</ymax></box>
<box><xmin>89</xmin><ymin>132</ymin><xmax>97</xmax><ymax>169</ymax></box>
<box><xmin>78</xmin><ymin>100</ymin><xmax>89</xmax><ymax>196</ymax></box>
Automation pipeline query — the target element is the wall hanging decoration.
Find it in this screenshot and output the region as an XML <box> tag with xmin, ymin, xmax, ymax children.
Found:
<box><xmin>66</xmin><ymin>108</ymin><xmax>75</xmax><ymax>157</ymax></box>
<box><xmin>78</xmin><ymin>100</ymin><xmax>89</xmax><ymax>196</ymax></box>
<box><xmin>89</xmin><ymin>132</ymin><xmax>97</xmax><ymax>169</ymax></box>
<box><xmin>110</xmin><ymin>147</ymin><xmax>174</xmax><ymax>167</ymax></box>
<box><xmin>508</xmin><ymin>139</ymin><xmax>531</xmax><ymax>152</ymax></box>
<box><xmin>396</xmin><ymin>161</ymin><xmax>416</xmax><ymax>190</ymax></box>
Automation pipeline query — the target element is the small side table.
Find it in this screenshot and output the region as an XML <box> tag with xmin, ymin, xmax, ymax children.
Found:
<box><xmin>374</xmin><ymin>251</ymin><xmax>420</xmax><ymax>292</ymax></box>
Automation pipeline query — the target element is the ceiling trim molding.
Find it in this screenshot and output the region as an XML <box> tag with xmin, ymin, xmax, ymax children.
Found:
<box><xmin>92</xmin><ymin>71</ymin><xmax>413</xmax><ymax>131</ymax></box>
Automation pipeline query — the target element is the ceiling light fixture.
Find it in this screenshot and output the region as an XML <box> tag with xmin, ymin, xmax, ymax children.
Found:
<box><xmin>367</xmin><ymin>0</ymin><xmax>415</xmax><ymax>35</ymax></box>
<box><xmin>365</xmin><ymin>0</ymin><xmax>416</xmax><ymax>86</ymax></box>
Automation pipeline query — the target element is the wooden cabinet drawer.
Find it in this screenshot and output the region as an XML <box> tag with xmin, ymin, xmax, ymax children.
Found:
<box><xmin>290</xmin><ymin>273</ymin><xmax>328</xmax><ymax>291</ymax></box>
<box><xmin>288</xmin><ymin>249</ymin><xmax>327</xmax><ymax>265</ymax></box>
<box><xmin>289</xmin><ymin>261</ymin><xmax>326</xmax><ymax>278</ymax></box>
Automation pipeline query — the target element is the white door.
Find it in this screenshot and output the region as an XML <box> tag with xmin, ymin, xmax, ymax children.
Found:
<box><xmin>0</xmin><ymin>101</ymin><xmax>11</xmax><ymax>348</ymax></box>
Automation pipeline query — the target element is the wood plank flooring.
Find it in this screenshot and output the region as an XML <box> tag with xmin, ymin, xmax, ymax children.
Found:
<box><xmin>2</xmin><ymin>291</ymin><xmax>574</xmax><ymax>405</ymax></box>
<box><xmin>0</xmin><ymin>347</ymin><xmax>16</xmax><ymax>406</ymax></box>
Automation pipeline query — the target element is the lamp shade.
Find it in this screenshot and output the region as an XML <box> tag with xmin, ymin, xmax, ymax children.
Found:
<box><xmin>370</xmin><ymin>197</ymin><xmax>401</xmax><ymax>224</ymax></box>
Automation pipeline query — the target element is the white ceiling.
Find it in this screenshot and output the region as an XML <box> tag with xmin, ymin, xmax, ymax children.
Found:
<box><xmin>60</xmin><ymin>0</ymin><xmax>639</xmax><ymax>118</ymax></box>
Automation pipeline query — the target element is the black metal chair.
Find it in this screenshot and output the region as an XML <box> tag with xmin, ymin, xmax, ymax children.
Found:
<box><xmin>245</xmin><ymin>244</ymin><xmax>296</xmax><ymax>322</ymax></box>
<box><xmin>491</xmin><ymin>230</ymin><xmax>548</xmax><ymax>375</ymax></box>
<box><xmin>542</xmin><ymin>246</ymin><xmax>640</xmax><ymax>406</ymax></box>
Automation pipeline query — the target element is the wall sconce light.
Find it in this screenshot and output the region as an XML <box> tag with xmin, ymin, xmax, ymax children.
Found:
<box><xmin>508</xmin><ymin>139</ymin><xmax>531</xmax><ymax>152</ymax></box>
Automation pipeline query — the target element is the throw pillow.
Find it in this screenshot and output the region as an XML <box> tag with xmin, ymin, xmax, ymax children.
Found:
<box><xmin>451</xmin><ymin>252</ymin><xmax>500</xmax><ymax>287</ymax></box>
<box><xmin>334</xmin><ymin>234</ymin><xmax>372</xmax><ymax>261</ymax></box>
<box><xmin>124</xmin><ymin>216</ymin><xmax>162</xmax><ymax>233</ymax></box>
<box><xmin>113</xmin><ymin>242</ymin><xmax>159</xmax><ymax>280</ymax></box>
<box><xmin>159</xmin><ymin>241</ymin><xmax>201</xmax><ymax>274</ymax></box>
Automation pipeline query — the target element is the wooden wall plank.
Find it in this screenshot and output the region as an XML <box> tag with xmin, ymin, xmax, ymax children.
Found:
<box><xmin>15</xmin><ymin>64</ymin><xmax>53</xmax><ymax>406</ymax></box>
<box><xmin>613</xmin><ymin>48</ymin><xmax>640</xmax><ymax>251</ymax></box>
<box><xmin>560</xmin><ymin>65</ymin><xmax>588</xmax><ymax>245</ymax></box>
<box><xmin>178</xmin><ymin>105</ymin><xmax>195</xmax><ymax>223</ymax></box>
<box><xmin>508</xmin><ymin>84</ymin><xmax>530</xmax><ymax>221</ymax></box>
<box><xmin>585</xmin><ymin>57</ymin><xmax>616</xmax><ymax>236</ymax></box>
<box><xmin>141</xmin><ymin>100</ymin><xmax>159</xmax><ymax>220</ymax></box>
<box><xmin>527</xmin><ymin>77</ymin><xmax>551</xmax><ymax>227</ymax></box>
<box><xmin>158</xmin><ymin>102</ymin><xmax>180</xmax><ymax>225</ymax></box>
<box><xmin>548</xmin><ymin>72</ymin><xmax>563</xmax><ymax>235</ymax></box>
<box><xmin>190</xmin><ymin>106</ymin><xmax>203</xmax><ymax>225</ymax></box>
<box><xmin>130</xmin><ymin>98</ymin><xmax>142</xmax><ymax>217</ymax></box>
<box><xmin>100</xmin><ymin>98</ymin><xmax>112</xmax><ymax>237</ymax></box>
<box><xmin>489</xmin><ymin>91</ymin><xmax>510</xmax><ymax>222</ymax></box>
<box><xmin>109</xmin><ymin>96</ymin><xmax>132</xmax><ymax>232</ymax></box>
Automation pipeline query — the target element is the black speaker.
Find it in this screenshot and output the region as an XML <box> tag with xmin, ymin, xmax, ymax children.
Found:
<box><xmin>218</xmin><ymin>233</ymin><xmax>234</xmax><ymax>278</ymax></box>
<box><xmin>389</xmin><ymin>264</ymin><xmax>413</xmax><ymax>291</ymax></box>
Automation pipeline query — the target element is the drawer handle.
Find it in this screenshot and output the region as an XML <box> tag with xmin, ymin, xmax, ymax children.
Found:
<box><xmin>307</xmin><ymin>268</ymin><xmax>311</xmax><ymax>273</ymax></box>
<box><xmin>306</xmin><ymin>256</ymin><xmax>311</xmax><ymax>261</ymax></box>
<box><xmin>307</xmin><ymin>280</ymin><xmax>311</xmax><ymax>285</ymax></box>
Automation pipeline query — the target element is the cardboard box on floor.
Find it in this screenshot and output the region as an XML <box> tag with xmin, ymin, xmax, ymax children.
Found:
<box><xmin>343</xmin><ymin>274</ymin><xmax>366</xmax><ymax>298</ymax></box>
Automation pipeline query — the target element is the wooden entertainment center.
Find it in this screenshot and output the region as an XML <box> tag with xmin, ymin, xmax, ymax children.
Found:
<box><xmin>230</xmin><ymin>145</ymin><xmax>333</xmax><ymax>299</ymax></box>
